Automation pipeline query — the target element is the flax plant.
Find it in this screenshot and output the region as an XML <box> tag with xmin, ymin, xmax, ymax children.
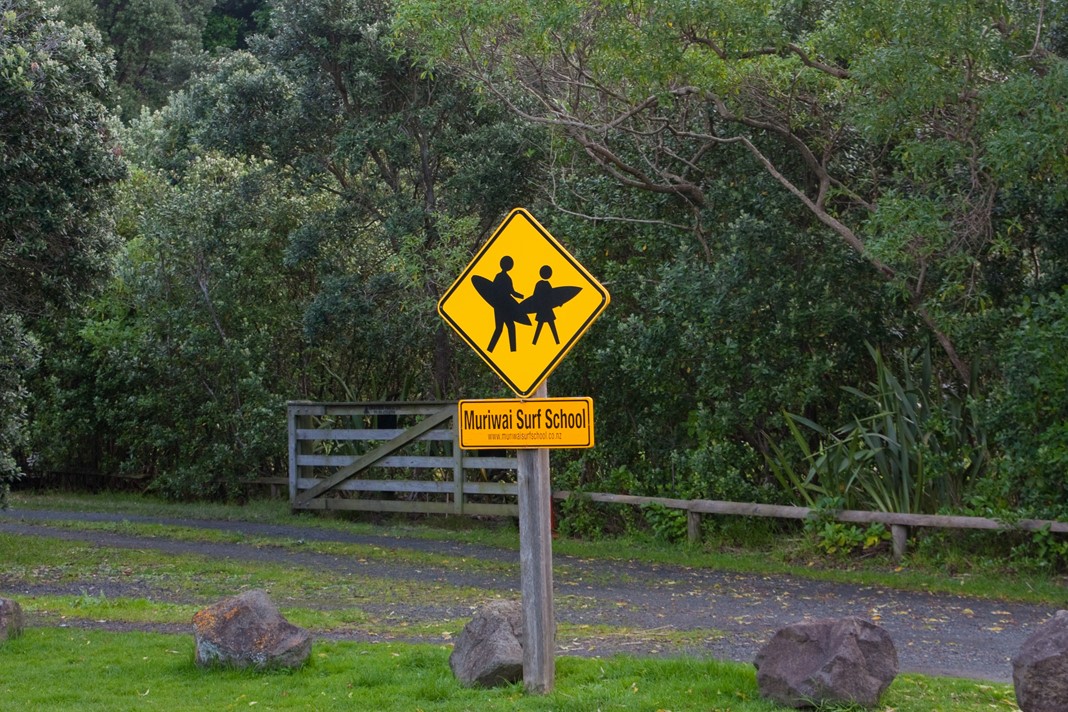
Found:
<box><xmin>768</xmin><ymin>345</ymin><xmax>987</xmax><ymax>515</ymax></box>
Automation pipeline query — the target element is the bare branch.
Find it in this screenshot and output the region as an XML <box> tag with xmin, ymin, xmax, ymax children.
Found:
<box><xmin>681</xmin><ymin>30</ymin><xmax>850</xmax><ymax>79</ymax></box>
<box><xmin>546</xmin><ymin>195</ymin><xmax>694</xmax><ymax>234</ymax></box>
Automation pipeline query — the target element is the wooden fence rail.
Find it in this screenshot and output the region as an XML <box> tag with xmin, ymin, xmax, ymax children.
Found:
<box><xmin>551</xmin><ymin>491</ymin><xmax>1068</xmax><ymax>561</ymax></box>
<box><xmin>288</xmin><ymin>401</ymin><xmax>1067</xmax><ymax>561</ymax></box>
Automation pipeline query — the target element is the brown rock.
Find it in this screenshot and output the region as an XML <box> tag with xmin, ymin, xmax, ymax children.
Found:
<box><xmin>1013</xmin><ymin>610</ymin><xmax>1068</xmax><ymax>712</ymax></box>
<box><xmin>754</xmin><ymin>617</ymin><xmax>898</xmax><ymax>709</ymax></box>
<box><xmin>193</xmin><ymin>590</ymin><xmax>311</xmax><ymax>669</ymax></box>
<box><xmin>0</xmin><ymin>598</ymin><xmax>24</xmax><ymax>642</ymax></box>
<box><xmin>449</xmin><ymin>600</ymin><xmax>524</xmax><ymax>687</ymax></box>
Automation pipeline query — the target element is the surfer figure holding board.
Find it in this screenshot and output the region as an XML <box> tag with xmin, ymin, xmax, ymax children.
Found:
<box><xmin>521</xmin><ymin>265</ymin><xmax>582</xmax><ymax>346</ymax></box>
<box><xmin>471</xmin><ymin>258</ymin><xmax>582</xmax><ymax>352</ymax></box>
<box><xmin>473</xmin><ymin>256</ymin><xmax>527</xmax><ymax>353</ymax></box>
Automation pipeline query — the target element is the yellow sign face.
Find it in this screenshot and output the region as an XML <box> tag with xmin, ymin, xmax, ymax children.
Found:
<box><xmin>438</xmin><ymin>208</ymin><xmax>610</xmax><ymax>397</ymax></box>
<box><xmin>458</xmin><ymin>398</ymin><xmax>594</xmax><ymax>449</ymax></box>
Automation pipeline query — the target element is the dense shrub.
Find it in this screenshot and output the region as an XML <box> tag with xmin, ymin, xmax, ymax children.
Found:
<box><xmin>986</xmin><ymin>290</ymin><xmax>1068</xmax><ymax>518</ymax></box>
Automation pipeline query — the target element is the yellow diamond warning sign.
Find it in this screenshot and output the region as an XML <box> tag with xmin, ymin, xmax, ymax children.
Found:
<box><xmin>438</xmin><ymin>208</ymin><xmax>610</xmax><ymax>397</ymax></box>
<box><xmin>458</xmin><ymin>398</ymin><xmax>594</xmax><ymax>449</ymax></box>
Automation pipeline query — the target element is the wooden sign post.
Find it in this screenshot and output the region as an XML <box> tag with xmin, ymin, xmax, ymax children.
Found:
<box><xmin>438</xmin><ymin>208</ymin><xmax>610</xmax><ymax>695</ymax></box>
<box><xmin>516</xmin><ymin>381</ymin><xmax>554</xmax><ymax>693</ymax></box>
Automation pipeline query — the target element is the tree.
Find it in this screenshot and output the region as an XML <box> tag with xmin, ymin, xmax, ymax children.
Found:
<box><xmin>50</xmin><ymin>0</ymin><xmax>214</xmax><ymax>116</ymax></box>
<box><xmin>203</xmin><ymin>0</ymin><xmax>266</xmax><ymax>51</ymax></box>
<box><xmin>543</xmin><ymin>155</ymin><xmax>891</xmax><ymax>504</ymax></box>
<box><xmin>396</xmin><ymin>0</ymin><xmax>1068</xmax><ymax>386</ymax></box>
<box><xmin>0</xmin><ymin>0</ymin><xmax>125</xmax><ymax>503</ymax></box>
<box><xmin>1</xmin><ymin>0</ymin><xmax>126</xmax><ymax>317</ymax></box>
<box><xmin>29</xmin><ymin>0</ymin><xmax>546</xmax><ymax>498</ymax></box>
<box><xmin>145</xmin><ymin>0</ymin><xmax>544</xmax><ymax>399</ymax></box>
<box><xmin>31</xmin><ymin>155</ymin><xmax>322</xmax><ymax>497</ymax></box>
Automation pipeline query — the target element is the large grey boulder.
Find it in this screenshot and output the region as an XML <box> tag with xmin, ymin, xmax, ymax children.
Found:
<box><xmin>0</xmin><ymin>598</ymin><xmax>24</xmax><ymax>642</ymax></box>
<box><xmin>193</xmin><ymin>590</ymin><xmax>312</xmax><ymax>669</ymax></box>
<box><xmin>754</xmin><ymin>617</ymin><xmax>898</xmax><ymax>709</ymax></box>
<box><xmin>449</xmin><ymin>600</ymin><xmax>524</xmax><ymax>687</ymax></box>
<box><xmin>1013</xmin><ymin>610</ymin><xmax>1068</xmax><ymax>712</ymax></box>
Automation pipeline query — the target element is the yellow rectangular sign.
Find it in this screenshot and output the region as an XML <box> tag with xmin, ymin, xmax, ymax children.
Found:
<box><xmin>458</xmin><ymin>398</ymin><xmax>594</xmax><ymax>449</ymax></box>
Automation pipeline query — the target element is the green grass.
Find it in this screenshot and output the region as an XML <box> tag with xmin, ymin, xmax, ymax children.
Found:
<box><xmin>0</xmin><ymin>491</ymin><xmax>1037</xmax><ymax>709</ymax></box>
<box><xmin>0</xmin><ymin>530</ymin><xmax>656</xmax><ymax>643</ymax></box>
<box><xmin>19</xmin><ymin>594</ymin><xmax>377</xmax><ymax>632</ymax></box>
<box><xmin>0</xmin><ymin>628</ymin><xmax>1019</xmax><ymax>711</ymax></box>
<box><xmin>12</xmin><ymin>491</ymin><xmax>1065</xmax><ymax>606</ymax></box>
<box><xmin>6</xmin><ymin>491</ymin><xmax>297</xmax><ymax>524</ymax></box>
<box><xmin>15</xmin><ymin>517</ymin><xmax>521</xmax><ymax>576</ymax></box>
<box><xmin>6</xmin><ymin>491</ymin><xmax>523</xmax><ymax>546</ymax></box>
<box><xmin>0</xmin><ymin>531</ymin><xmax>497</xmax><ymax>627</ymax></box>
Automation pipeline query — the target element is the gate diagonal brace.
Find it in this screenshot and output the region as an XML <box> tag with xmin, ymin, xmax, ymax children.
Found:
<box><xmin>294</xmin><ymin>406</ymin><xmax>454</xmax><ymax>507</ymax></box>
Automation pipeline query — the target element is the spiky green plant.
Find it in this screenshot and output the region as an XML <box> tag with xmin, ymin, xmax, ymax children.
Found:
<box><xmin>768</xmin><ymin>344</ymin><xmax>987</xmax><ymax>514</ymax></box>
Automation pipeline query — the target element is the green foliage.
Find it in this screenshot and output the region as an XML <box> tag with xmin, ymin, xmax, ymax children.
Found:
<box><xmin>15</xmin><ymin>0</ymin><xmax>1068</xmax><ymax>523</ymax></box>
<box><xmin>1</xmin><ymin>0</ymin><xmax>126</xmax><ymax>315</ymax></box>
<box><xmin>986</xmin><ymin>289</ymin><xmax>1068</xmax><ymax>518</ymax></box>
<box><xmin>31</xmin><ymin>156</ymin><xmax>316</xmax><ymax>498</ymax></box>
<box><xmin>769</xmin><ymin>345</ymin><xmax>987</xmax><ymax>514</ymax></box>
<box><xmin>138</xmin><ymin>0</ymin><xmax>544</xmax><ymax>399</ymax></box>
<box><xmin>0</xmin><ymin>315</ymin><xmax>39</xmax><ymax>507</ymax></box>
<box><xmin>31</xmin><ymin>0</ymin><xmax>544</xmax><ymax>498</ymax></box>
<box><xmin>1</xmin><ymin>0</ymin><xmax>124</xmax><ymax>500</ymax></box>
<box><xmin>553</xmin><ymin>456</ymin><xmax>645</xmax><ymax>539</ymax></box>
<box><xmin>802</xmin><ymin>500</ymin><xmax>891</xmax><ymax>557</ymax></box>
<box><xmin>397</xmin><ymin>0</ymin><xmax>1068</xmax><ymax>392</ymax></box>
<box><xmin>547</xmin><ymin>162</ymin><xmax>889</xmax><ymax>507</ymax></box>
<box><xmin>1015</xmin><ymin>525</ymin><xmax>1068</xmax><ymax>572</ymax></box>
<box><xmin>51</xmin><ymin>0</ymin><xmax>214</xmax><ymax>116</ymax></box>
<box><xmin>643</xmin><ymin>503</ymin><xmax>689</xmax><ymax>544</ymax></box>
<box><xmin>202</xmin><ymin>0</ymin><xmax>264</xmax><ymax>50</ymax></box>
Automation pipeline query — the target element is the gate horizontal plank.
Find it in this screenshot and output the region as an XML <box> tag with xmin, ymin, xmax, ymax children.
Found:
<box><xmin>297</xmin><ymin>429</ymin><xmax>454</xmax><ymax>442</ymax></box>
<box><xmin>460</xmin><ymin>457</ymin><xmax>517</xmax><ymax>470</ymax></box>
<box><xmin>460</xmin><ymin>481</ymin><xmax>518</xmax><ymax>495</ymax></box>
<box><xmin>296</xmin><ymin>454</ymin><xmax>457</xmax><ymax>468</ymax></box>
<box><xmin>288</xmin><ymin>402</ymin><xmax>452</xmax><ymax>417</ymax></box>
<box><xmin>293</xmin><ymin>498</ymin><xmax>456</xmax><ymax>514</ymax></box>
<box><xmin>298</xmin><ymin>479</ymin><xmax>452</xmax><ymax>494</ymax></box>
<box><xmin>461</xmin><ymin>502</ymin><xmax>519</xmax><ymax>516</ymax></box>
<box><xmin>291</xmin><ymin>497</ymin><xmax>519</xmax><ymax>516</ymax></box>
<box><xmin>297</xmin><ymin>454</ymin><xmax>519</xmax><ymax>470</ymax></box>
<box><xmin>293</xmin><ymin>478</ymin><xmax>516</xmax><ymax>496</ymax></box>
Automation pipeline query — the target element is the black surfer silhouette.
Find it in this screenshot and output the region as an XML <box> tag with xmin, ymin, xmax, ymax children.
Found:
<box><xmin>522</xmin><ymin>265</ymin><xmax>581</xmax><ymax>345</ymax></box>
<box><xmin>472</xmin><ymin>256</ymin><xmax>527</xmax><ymax>352</ymax></box>
<box><xmin>472</xmin><ymin>259</ymin><xmax>581</xmax><ymax>352</ymax></box>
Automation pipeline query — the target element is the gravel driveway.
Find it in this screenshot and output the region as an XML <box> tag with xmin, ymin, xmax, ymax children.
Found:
<box><xmin>1</xmin><ymin>508</ymin><xmax>1061</xmax><ymax>683</ymax></box>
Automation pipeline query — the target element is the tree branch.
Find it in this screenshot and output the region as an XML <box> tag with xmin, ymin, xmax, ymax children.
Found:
<box><xmin>681</xmin><ymin>30</ymin><xmax>850</xmax><ymax>79</ymax></box>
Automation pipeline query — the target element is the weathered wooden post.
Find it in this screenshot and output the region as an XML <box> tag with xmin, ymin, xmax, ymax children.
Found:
<box><xmin>516</xmin><ymin>381</ymin><xmax>554</xmax><ymax>692</ymax></box>
<box><xmin>687</xmin><ymin>508</ymin><xmax>702</xmax><ymax>544</ymax></box>
<box><xmin>891</xmin><ymin>524</ymin><xmax>908</xmax><ymax>563</ymax></box>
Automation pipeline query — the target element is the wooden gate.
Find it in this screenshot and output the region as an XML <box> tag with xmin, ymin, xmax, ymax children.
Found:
<box><xmin>287</xmin><ymin>401</ymin><xmax>519</xmax><ymax>515</ymax></box>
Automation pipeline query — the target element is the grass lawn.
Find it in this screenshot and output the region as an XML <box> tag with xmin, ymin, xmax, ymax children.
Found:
<box><xmin>0</xmin><ymin>491</ymin><xmax>1046</xmax><ymax>710</ymax></box>
<box><xmin>0</xmin><ymin>628</ymin><xmax>1019</xmax><ymax>711</ymax></box>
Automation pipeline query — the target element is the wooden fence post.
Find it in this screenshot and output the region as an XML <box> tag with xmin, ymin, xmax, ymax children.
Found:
<box><xmin>687</xmin><ymin>509</ymin><xmax>702</xmax><ymax>544</ymax></box>
<box><xmin>287</xmin><ymin>402</ymin><xmax>313</xmax><ymax>511</ymax></box>
<box><xmin>453</xmin><ymin>419</ymin><xmax>465</xmax><ymax>515</ymax></box>
<box><xmin>517</xmin><ymin>381</ymin><xmax>554</xmax><ymax>694</ymax></box>
<box><xmin>891</xmin><ymin>524</ymin><xmax>908</xmax><ymax>563</ymax></box>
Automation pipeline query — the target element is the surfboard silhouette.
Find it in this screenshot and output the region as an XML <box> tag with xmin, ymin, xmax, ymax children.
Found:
<box><xmin>472</xmin><ymin>275</ymin><xmax>531</xmax><ymax>326</ymax></box>
<box><xmin>523</xmin><ymin>278</ymin><xmax>582</xmax><ymax>346</ymax></box>
<box><xmin>519</xmin><ymin>285</ymin><xmax>581</xmax><ymax>315</ymax></box>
